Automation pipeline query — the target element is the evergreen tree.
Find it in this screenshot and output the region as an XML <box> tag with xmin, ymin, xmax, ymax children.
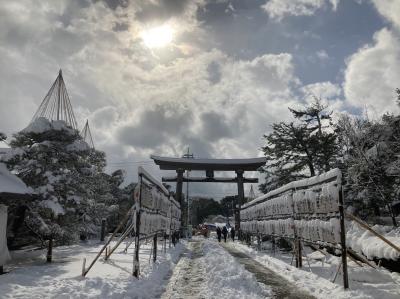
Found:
<box><xmin>2</xmin><ymin>118</ymin><xmax>118</xmax><ymax>245</ymax></box>
<box><xmin>260</xmin><ymin>99</ymin><xmax>338</xmax><ymax>193</ymax></box>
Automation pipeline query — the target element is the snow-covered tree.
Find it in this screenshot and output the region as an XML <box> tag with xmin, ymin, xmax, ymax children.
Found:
<box><xmin>336</xmin><ymin>113</ymin><xmax>400</xmax><ymax>226</ymax></box>
<box><xmin>0</xmin><ymin>132</ymin><xmax>6</xmax><ymax>142</ymax></box>
<box><xmin>2</xmin><ymin>118</ymin><xmax>119</xmax><ymax>244</ymax></box>
<box><xmin>260</xmin><ymin>99</ymin><xmax>339</xmax><ymax>193</ymax></box>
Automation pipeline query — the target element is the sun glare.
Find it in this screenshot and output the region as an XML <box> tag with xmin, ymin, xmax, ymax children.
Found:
<box><xmin>141</xmin><ymin>25</ymin><xmax>174</xmax><ymax>49</ymax></box>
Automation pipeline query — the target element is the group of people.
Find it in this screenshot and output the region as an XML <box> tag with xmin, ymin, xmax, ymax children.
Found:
<box><xmin>216</xmin><ymin>226</ymin><xmax>235</xmax><ymax>242</ymax></box>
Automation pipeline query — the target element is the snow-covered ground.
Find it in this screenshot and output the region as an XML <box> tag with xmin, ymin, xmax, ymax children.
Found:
<box><xmin>229</xmin><ymin>240</ymin><xmax>400</xmax><ymax>299</ymax></box>
<box><xmin>0</xmin><ymin>238</ymin><xmax>185</xmax><ymax>298</ymax></box>
<box><xmin>1</xmin><ymin>236</ymin><xmax>399</xmax><ymax>298</ymax></box>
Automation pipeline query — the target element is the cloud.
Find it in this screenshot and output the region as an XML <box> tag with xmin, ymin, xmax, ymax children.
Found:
<box><xmin>0</xmin><ymin>0</ymin><xmax>334</xmax><ymax>197</ymax></box>
<box><xmin>262</xmin><ymin>0</ymin><xmax>340</xmax><ymax>20</ymax></box>
<box><xmin>343</xmin><ymin>28</ymin><xmax>400</xmax><ymax>116</ymax></box>
<box><xmin>372</xmin><ymin>0</ymin><xmax>400</xmax><ymax>29</ymax></box>
<box><xmin>316</xmin><ymin>50</ymin><xmax>329</xmax><ymax>61</ymax></box>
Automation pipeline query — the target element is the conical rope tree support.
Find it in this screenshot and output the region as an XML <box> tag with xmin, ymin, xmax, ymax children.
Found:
<box><xmin>31</xmin><ymin>69</ymin><xmax>78</xmax><ymax>130</ymax></box>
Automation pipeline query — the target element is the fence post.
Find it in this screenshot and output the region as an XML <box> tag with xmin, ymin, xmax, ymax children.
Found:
<box><xmin>153</xmin><ymin>233</ymin><xmax>157</xmax><ymax>262</ymax></box>
<box><xmin>338</xmin><ymin>185</ymin><xmax>349</xmax><ymax>289</ymax></box>
<box><xmin>100</xmin><ymin>219</ymin><xmax>106</xmax><ymax>242</ymax></box>
<box><xmin>298</xmin><ymin>239</ymin><xmax>302</xmax><ymax>268</ymax></box>
<box><xmin>133</xmin><ymin>174</ymin><xmax>143</xmax><ymax>278</ymax></box>
<box><xmin>47</xmin><ymin>238</ymin><xmax>53</xmax><ymax>263</ymax></box>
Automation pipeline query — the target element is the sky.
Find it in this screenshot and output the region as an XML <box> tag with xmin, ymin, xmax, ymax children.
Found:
<box><xmin>1</xmin><ymin>0</ymin><xmax>400</xmax><ymax>199</ymax></box>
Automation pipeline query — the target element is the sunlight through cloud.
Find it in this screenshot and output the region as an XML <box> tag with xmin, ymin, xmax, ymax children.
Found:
<box><xmin>141</xmin><ymin>24</ymin><xmax>174</xmax><ymax>49</ymax></box>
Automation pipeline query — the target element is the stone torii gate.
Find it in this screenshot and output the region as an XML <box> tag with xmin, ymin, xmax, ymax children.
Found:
<box><xmin>150</xmin><ymin>155</ymin><xmax>266</xmax><ymax>231</ymax></box>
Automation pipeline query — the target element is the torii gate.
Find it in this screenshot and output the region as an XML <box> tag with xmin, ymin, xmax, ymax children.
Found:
<box><xmin>150</xmin><ymin>155</ymin><xmax>266</xmax><ymax>232</ymax></box>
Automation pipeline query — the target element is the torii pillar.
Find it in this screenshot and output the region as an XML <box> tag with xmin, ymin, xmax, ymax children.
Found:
<box><xmin>235</xmin><ymin>170</ymin><xmax>244</xmax><ymax>233</ymax></box>
<box><xmin>175</xmin><ymin>169</ymin><xmax>184</xmax><ymax>205</ymax></box>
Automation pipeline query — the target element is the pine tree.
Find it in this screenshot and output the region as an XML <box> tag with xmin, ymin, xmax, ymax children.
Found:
<box><xmin>2</xmin><ymin>118</ymin><xmax>114</xmax><ymax>245</ymax></box>
<box><xmin>260</xmin><ymin>99</ymin><xmax>338</xmax><ymax>193</ymax></box>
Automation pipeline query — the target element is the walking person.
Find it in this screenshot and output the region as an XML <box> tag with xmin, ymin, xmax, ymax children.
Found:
<box><xmin>230</xmin><ymin>227</ymin><xmax>235</xmax><ymax>242</ymax></box>
<box><xmin>222</xmin><ymin>226</ymin><xmax>228</xmax><ymax>243</ymax></box>
<box><xmin>216</xmin><ymin>226</ymin><xmax>222</xmax><ymax>242</ymax></box>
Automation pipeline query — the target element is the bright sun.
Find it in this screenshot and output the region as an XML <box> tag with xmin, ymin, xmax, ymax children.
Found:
<box><xmin>141</xmin><ymin>25</ymin><xmax>174</xmax><ymax>49</ymax></box>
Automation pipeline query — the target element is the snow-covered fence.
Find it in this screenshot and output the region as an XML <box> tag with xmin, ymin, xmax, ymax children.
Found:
<box><xmin>82</xmin><ymin>167</ymin><xmax>181</xmax><ymax>278</ymax></box>
<box><xmin>240</xmin><ymin>168</ymin><xmax>349</xmax><ymax>288</ymax></box>
<box><xmin>132</xmin><ymin>166</ymin><xmax>181</xmax><ymax>277</ymax></box>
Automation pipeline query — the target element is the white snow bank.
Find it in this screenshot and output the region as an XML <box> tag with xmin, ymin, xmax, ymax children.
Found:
<box><xmin>0</xmin><ymin>239</ymin><xmax>185</xmax><ymax>298</ymax></box>
<box><xmin>0</xmin><ymin>163</ymin><xmax>33</xmax><ymax>195</ymax></box>
<box><xmin>229</xmin><ymin>241</ymin><xmax>400</xmax><ymax>299</ymax></box>
<box><xmin>346</xmin><ymin>221</ymin><xmax>400</xmax><ymax>260</ymax></box>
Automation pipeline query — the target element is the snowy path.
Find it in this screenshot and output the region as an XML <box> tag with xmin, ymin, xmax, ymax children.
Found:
<box><xmin>161</xmin><ymin>238</ymin><xmax>272</xmax><ymax>299</ymax></box>
<box><xmin>221</xmin><ymin>242</ymin><xmax>315</xmax><ymax>299</ymax></box>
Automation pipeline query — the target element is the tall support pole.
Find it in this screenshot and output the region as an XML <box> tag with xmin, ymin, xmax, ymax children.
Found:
<box><xmin>133</xmin><ymin>174</ymin><xmax>143</xmax><ymax>278</ymax></box>
<box><xmin>338</xmin><ymin>185</ymin><xmax>349</xmax><ymax>289</ymax></box>
<box><xmin>236</xmin><ymin>170</ymin><xmax>244</xmax><ymax>237</ymax></box>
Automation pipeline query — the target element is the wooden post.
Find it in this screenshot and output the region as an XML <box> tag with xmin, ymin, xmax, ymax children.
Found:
<box><xmin>133</xmin><ymin>174</ymin><xmax>143</xmax><ymax>278</ymax></box>
<box><xmin>81</xmin><ymin>258</ymin><xmax>86</xmax><ymax>276</ymax></box>
<box><xmin>298</xmin><ymin>239</ymin><xmax>303</xmax><ymax>268</ymax></box>
<box><xmin>100</xmin><ymin>218</ymin><xmax>106</xmax><ymax>242</ymax></box>
<box><xmin>153</xmin><ymin>233</ymin><xmax>157</xmax><ymax>262</ymax></box>
<box><xmin>338</xmin><ymin>186</ymin><xmax>349</xmax><ymax>289</ymax></box>
<box><xmin>47</xmin><ymin>238</ymin><xmax>53</xmax><ymax>263</ymax></box>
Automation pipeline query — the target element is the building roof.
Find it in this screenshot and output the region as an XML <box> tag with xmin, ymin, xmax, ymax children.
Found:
<box><xmin>151</xmin><ymin>155</ymin><xmax>266</xmax><ymax>171</ymax></box>
<box><xmin>0</xmin><ymin>163</ymin><xmax>33</xmax><ymax>196</ymax></box>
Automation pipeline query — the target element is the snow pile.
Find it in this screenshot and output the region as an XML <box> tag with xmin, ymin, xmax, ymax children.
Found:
<box><xmin>230</xmin><ymin>241</ymin><xmax>400</xmax><ymax>299</ymax></box>
<box><xmin>22</xmin><ymin>117</ymin><xmax>75</xmax><ymax>135</ymax></box>
<box><xmin>0</xmin><ymin>239</ymin><xmax>186</xmax><ymax>298</ymax></box>
<box><xmin>346</xmin><ymin>221</ymin><xmax>400</xmax><ymax>260</ymax></box>
<box><xmin>0</xmin><ymin>163</ymin><xmax>33</xmax><ymax>195</ymax></box>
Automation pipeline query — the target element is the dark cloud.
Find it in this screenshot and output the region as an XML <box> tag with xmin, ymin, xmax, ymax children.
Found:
<box><xmin>117</xmin><ymin>104</ymin><xmax>192</xmax><ymax>149</ymax></box>
<box><xmin>200</xmin><ymin>112</ymin><xmax>232</xmax><ymax>142</ymax></box>
<box><xmin>134</xmin><ymin>0</ymin><xmax>191</xmax><ymax>23</ymax></box>
<box><xmin>98</xmin><ymin>0</ymin><xmax>129</xmax><ymax>10</ymax></box>
<box><xmin>207</xmin><ymin>61</ymin><xmax>222</xmax><ymax>84</ymax></box>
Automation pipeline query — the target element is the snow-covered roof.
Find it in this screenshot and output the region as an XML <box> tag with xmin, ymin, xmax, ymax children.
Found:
<box><xmin>0</xmin><ymin>163</ymin><xmax>33</xmax><ymax>195</ymax></box>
